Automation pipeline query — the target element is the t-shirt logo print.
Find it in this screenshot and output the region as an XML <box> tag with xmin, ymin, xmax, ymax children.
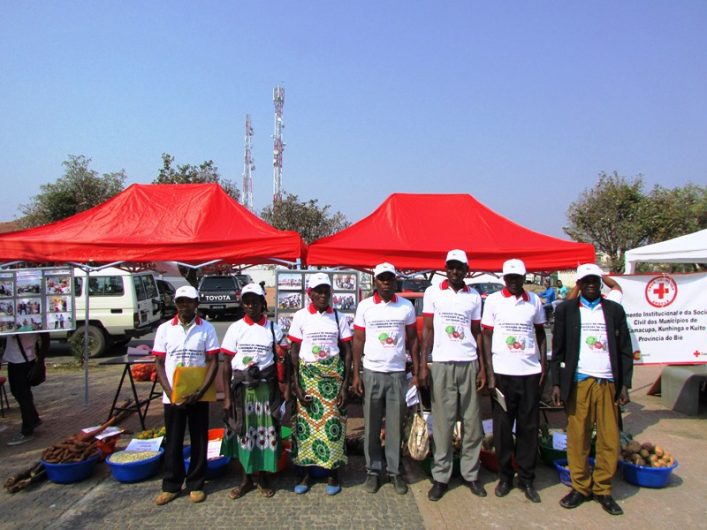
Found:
<box><xmin>505</xmin><ymin>335</ymin><xmax>526</xmax><ymax>351</ymax></box>
<box><xmin>377</xmin><ymin>332</ymin><xmax>397</xmax><ymax>347</ymax></box>
<box><xmin>311</xmin><ymin>344</ymin><xmax>331</xmax><ymax>359</ymax></box>
<box><xmin>585</xmin><ymin>336</ymin><xmax>606</xmax><ymax>352</ymax></box>
<box><xmin>445</xmin><ymin>325</ymin><xmax>465</xmax><ymax>341</ymax></box>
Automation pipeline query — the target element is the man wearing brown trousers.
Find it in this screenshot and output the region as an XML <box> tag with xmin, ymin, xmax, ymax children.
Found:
<box><xmin>551</xmin><ymin>264</ymin><xmax>633</xmax><ymax>516</ymax></box>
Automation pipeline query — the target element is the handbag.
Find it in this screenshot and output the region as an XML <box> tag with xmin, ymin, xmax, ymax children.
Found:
<box><xmin>407</xmin><ymin>398</ymin><xmax>430</xmax><ymax>461</ymax></box>
<box><xmin>17</xmin><ymin>336</ymin><xmax>46</xmax><ymax>387</ymax></box>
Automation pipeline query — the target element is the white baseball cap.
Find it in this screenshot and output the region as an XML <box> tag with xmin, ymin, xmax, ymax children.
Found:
<box><xmin>502</xmin><ymin>259</ymin><xmax>526</xmax><ymax>276</ymax></box>
<box><xmin>576</xmin><ymin>263</ymin><xmax>604</xmax><ymax>281</ymax></box>
<box><xmin>174</xmin><ymin>285</ymin><xmax>199</xmax><ymax>300</ymax></box>
<box><xmin>373</xmin><ymin>262</ymin><xmax>397</xmax><ymax>278</ymax></box>
<box><xmin>445</xmin><ymin>249</ymin><xmax>468</xmax><ymax>264</ymax></box>
<box><xmin>240</xmin><ymin>283</ymin><xmax>265</xmax><ymax>297</ymax></box>
<box><xmin>307</xmin><ymin>272</ymin><xmax>331</xmax><ymax>289</ymax></box>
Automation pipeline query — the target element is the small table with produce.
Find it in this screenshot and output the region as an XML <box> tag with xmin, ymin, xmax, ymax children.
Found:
<box><xmin>100</xmin><ymin>354</ymin><xmax>162</xmax><ymax>430</ymax></box>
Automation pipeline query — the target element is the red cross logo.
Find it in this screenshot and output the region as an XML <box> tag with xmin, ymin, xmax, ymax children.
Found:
<box><xmin>653</xmin><ymin>282</ymin><xmax>669</xmax><ymax>299</ymax></box>
<box><xmin>645</xmin><ymin>276</ymin><xmax>678</xmax><ymax>308</ymax></box>
<box><xmin>695</xmin><ymin>350</ymin><xmax>702</xmax><ymax>358</ymax></box>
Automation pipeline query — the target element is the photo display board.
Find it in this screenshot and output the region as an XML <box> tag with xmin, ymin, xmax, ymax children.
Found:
<box><xmin>275</xmin><ymin>269</ymin><xmax>359</xmax><ymax>337</ymax></box>
<box><xmin>0</xmin><ymin>267</ymin><xmax>76</xmax><ymax>335</ymax></box>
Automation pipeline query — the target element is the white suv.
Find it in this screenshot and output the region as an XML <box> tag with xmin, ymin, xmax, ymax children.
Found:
<box><xmin>51</xmin><ymin>267</ymin><xmax>162</xmax><ymax>357</ymax></box>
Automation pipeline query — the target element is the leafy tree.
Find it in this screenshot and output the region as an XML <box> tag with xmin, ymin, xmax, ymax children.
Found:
<box><xmin>21</xmin><ymin>155</ymin><xmax>126</xmax><ymax>228</ymax></box>
<box><xmin>260</xmin><ymin>192</ymin><xmax>349</xmax><ymax>244</ymax></box>
<box><xmin>564</xmin><ymin>172</ymin><xmax>706</xmax><ymax>272</ymax></box>
<box><xmin>648</xmin><ymin>183</ymin><xmax>707</xmax><ymax>243</ymax></box>
<box><xmin>153</xmin><ymin>153</ymin><xmax>240</xmax><ymax>202</ymax></box>
<box><xmin>565</xmin><ymin>172</ymin><xmax>654</xmax><ymax>272</ymax></box>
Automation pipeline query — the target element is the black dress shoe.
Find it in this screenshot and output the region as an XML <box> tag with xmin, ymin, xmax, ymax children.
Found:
<box><xmin>363</xmin><ymin>474</ymin><xmax>380</xmax><ymax>494</ymax></box>
<box><xmin>465</xmin><ymin>480</ymin><xmax>487</xmax><ymax>497</ymax></box>
<box><xmin>390</xmin><ymin>474</ymin><xmax>408</xmax><ymax>495</ymax></box>
<box><xmin>595</xmin><ymin>495</ymin><xmax>623</xmax><ymax>515</ymax></box>
<box><xmin>519</xmin><ymin>483</ymin><xmax>541</xmax><ymax>503</ymax></box>
<box><xmin>494</xmin><ymin>480</ymin><xmax>513</xmax><ymax>497</ymax></box>
<box><xmin>560</xmin><ymin>489</ymin><xmax>591</xmax><ymax>509</ymax></box>
<box><xmin>427</xmin><ymin>481</ymin><xmax>448</xmax><ymax>501</ymax></box>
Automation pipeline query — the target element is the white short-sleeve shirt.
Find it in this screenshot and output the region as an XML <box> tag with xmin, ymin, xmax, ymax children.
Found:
<box><xmin>288</xmin><ymin>304</ymin><xmax>353</xmax><ymax>363</ymax></box>
<box><xmin>152</xmin><ymin>316</ymin><xmax>220</xmax><ymax>403</ymax></box>
<box><xmin>221</xmin><ymin>315</ymin><xmax>286</xmax><ymax>371</ymax></box>
<box><xmin>422</xmin><ymin>280</ymin><xmax>482</xmax><ymax>362</ymax></box>
<box><xmin>481</xmin><ymin>289</ymin><xmax>545</xmax><ymax>375</ymax></box>
<box><xmin>354</xmin><ymin>292</ymin><xmax>416</xmax><ymax>372</ymax></box>
<box><xmin>577</xmin><ymin>301</ymin><xmax>612</xmax><ymax>380</ymax></box>
<box><xmin>2</xmin><ymin>333</ymin><xmax>38</xmax><ymax>364</ymax></box>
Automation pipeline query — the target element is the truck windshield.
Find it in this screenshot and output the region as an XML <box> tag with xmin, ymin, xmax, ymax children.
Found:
<box><xmin>200</xmin><ymin>277</ymin><xmax>237</xmax><ymax>290</ymax></box>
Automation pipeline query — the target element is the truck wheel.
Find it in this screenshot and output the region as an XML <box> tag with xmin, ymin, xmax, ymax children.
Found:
<box><xmin>72</xmin><ymin>325</ymin><xmax>108</xmax><ymax>358</ymax></box>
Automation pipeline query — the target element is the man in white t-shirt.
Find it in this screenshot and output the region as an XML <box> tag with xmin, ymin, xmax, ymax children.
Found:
<box><xmin>481</xmin><ymin>258</ymin><xmax>546</xmax><ymax>503</ymax></box>
<box><xmin>352</xmin><ymin>263</ymin><xmax>419</xmax><ymax>496</ymax></box>
<box><xmin>419</xmin><ymin>249</ymin><xmax>487</xmax><ymax>501</ymax></box>
<box><xmin>551</xmin><ymin>264</ymin><xmax>633</xmax><ymax>516</ymax></box>
<box><xmin>151</xmin><ymin>285</ymin><xmax>220</xmax><ymax>506</ymax></box>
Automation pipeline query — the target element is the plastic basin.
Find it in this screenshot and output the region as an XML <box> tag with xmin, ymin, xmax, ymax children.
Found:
<box><xmin>553</xmin><ymin>457</ymin><xmax>595</xmax><ymax>487</ymax></box>
<box><xmin>183</xmin><ymin>445</ymin><xmax>230</xmax><ymax>480</ymax></box>
<box><xmin>539</xmin><ymin>439</ymin><xmax>567</xmax><ymax>466</ymax></box>
<box><xmin>106</xmin><ymin>448</ymin><xmax>164</xmax><ymax>483</ymax></box>
<box><xmin>41</xmin><ymin>453</ymin><xmax>100</xmax><ymax>484</ymax></box>
<box><xmin>618</xmin><ymin>459</ymin><xmax>678</xmax><ymax>488</ymax></box>
<box><xmin>480</xmin><ymin>448</ymin><xmax>519</xmax><ymax>473</ymax></box>
<box><xmin>278</xmin><ymin>426</ymin><xmax>292</xmax><ymax>472</ymax></box>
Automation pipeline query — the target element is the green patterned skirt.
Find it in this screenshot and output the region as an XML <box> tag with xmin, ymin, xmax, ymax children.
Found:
<box><xmin>292</xmin><ymin>356</ymin><xmax>347</xmax><ymax>470</ymax></box>
<box><xmin>220</xmin><ymin>382</ymin><xmax>280</xmax><ymax>474</ymax></box>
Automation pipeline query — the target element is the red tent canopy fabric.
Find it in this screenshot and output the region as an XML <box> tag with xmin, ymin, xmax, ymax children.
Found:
<box><xmin>307</xmin><ymin>193</ymin><xmax>595</xmax><ymax>271</ymax></box>
<box><xmin>0</xmin><ymin>183</ymin><xmax>304</xmax><ymax>264</ymax></box>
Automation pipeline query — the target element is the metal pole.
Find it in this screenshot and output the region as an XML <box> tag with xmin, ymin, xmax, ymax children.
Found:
<box><xmin>84</xmin><ymin>268</ymin><xmax>90</xmax><ymax>406</ymax></box>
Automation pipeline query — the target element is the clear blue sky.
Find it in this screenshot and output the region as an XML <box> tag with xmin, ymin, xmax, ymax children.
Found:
<box><xmin>1</xmin><ymin>1</ymin><xmax>705</xmax><ymax>237</ymax></box>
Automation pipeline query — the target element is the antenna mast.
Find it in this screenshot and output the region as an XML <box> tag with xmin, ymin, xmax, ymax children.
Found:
<box><xmin>242</xmin><ymin>114</ymin><xmax>255</xmax><ymax>210</ymax></box>
<box><xmin>272</xmin><ymin>85</ymin><xmax>285</xmax><ymax>203</ymax></box>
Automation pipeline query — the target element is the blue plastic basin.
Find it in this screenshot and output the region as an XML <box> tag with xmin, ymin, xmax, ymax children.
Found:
<box><xmin>106</xmin><ymin>448</ymin><xmax>164</xmax><ymax>483</ymax></box>
<box><xmin>183</xmin><ymin>445</ymin><xmax>230</xmax><ymax>479</ymax></box>
<box><xmin>41</xmin><ymin>453</ymin><xmax>101</xmax><ymax>484</ymax></box>
<box><xmin>618</xmin><ymin>459</ymin><xmax>678</xmax><ymax>488</ymax></box>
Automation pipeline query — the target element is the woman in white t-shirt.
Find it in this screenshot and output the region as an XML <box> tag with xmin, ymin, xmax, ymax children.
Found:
<box><xmin>221</xmin><ymin>283</ymin><xmax>288</xmax><ymax>500</ymax></box>
<box><xmin>287</xmin><ymin>273</ymin><xmax>353</xmax><ymax>496</ymax></box>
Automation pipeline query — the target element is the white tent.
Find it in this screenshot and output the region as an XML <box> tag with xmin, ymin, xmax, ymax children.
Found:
<box><xmin>624</xmin><ymin>229</ymin><xmax>707</xmax><ymax>273</ymax></box>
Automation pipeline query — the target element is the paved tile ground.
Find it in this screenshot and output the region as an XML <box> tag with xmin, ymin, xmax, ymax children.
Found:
<box><xmin>1</xmin><ymin>360</ymin><xmax>705</xmax><ymax>529</ymax></box>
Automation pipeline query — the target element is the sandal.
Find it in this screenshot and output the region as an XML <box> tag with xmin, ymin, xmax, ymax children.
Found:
<box><xmin>256</xmin><ymin>483</ymin><xmax>275</xmax><ymax>497</ymax></box>
<box><xmin>228</xmin><ymin>482</ymin><xmax>255</xmax><ymax>500</ymax></box>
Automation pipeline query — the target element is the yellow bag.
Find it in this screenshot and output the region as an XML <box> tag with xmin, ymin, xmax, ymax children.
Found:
<box><xmin>171</xmin><ymin>366</ymin><xmax>216</xmax><ymax>404</ymax></box>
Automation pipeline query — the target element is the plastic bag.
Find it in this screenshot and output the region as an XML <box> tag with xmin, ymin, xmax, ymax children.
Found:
<box><xmin>407</xmin><ymin>400</ymin><xmax>429</xmax><ymax>461</ymax></box>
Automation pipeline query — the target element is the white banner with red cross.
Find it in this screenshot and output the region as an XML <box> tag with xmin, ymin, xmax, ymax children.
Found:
<box><xmin>614</xmin><ymin>272</ymin><xmax>707</xmax><ymax>365</ymax></box>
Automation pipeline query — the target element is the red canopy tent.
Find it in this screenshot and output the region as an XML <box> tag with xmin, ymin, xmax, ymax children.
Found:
<box><xmin>0</xmin><ymin>183</ymin><xmax>304</xmax><ymax>265</ymax></box>
<box><xmin>307</xmin><ymin>193</ymin><xmax>595</xmax><ymax>271</ymax></box>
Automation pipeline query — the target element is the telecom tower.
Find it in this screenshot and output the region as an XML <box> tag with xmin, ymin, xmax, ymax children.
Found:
<box><xmin>272</xmin><ymin>85</ymin><xmax>285</xmax><ymax>203</ymax></box>
<box><xmin>241</xmin><ymin>114</ymin><xmax>255</xmax><ymax>210</ymax></box>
